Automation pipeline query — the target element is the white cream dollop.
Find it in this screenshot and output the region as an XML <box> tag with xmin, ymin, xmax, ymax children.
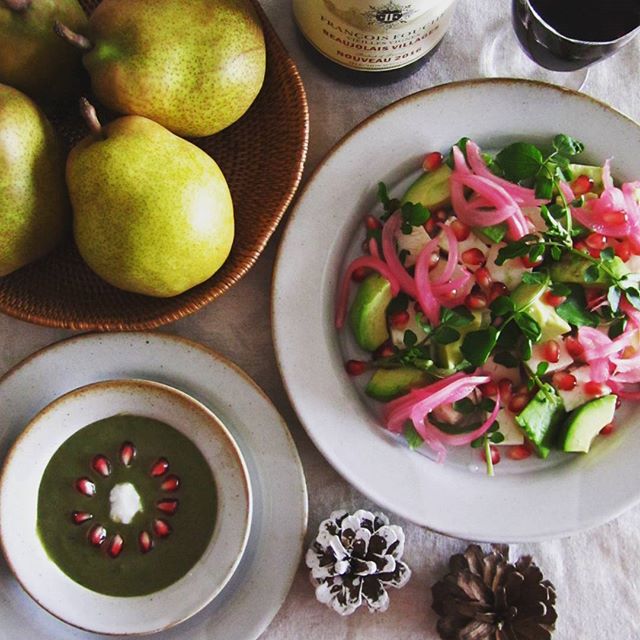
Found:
<box><xmin>109</xmin><ymin>482</ymin><xmax>142</xmax><ymax>525</ymax></box>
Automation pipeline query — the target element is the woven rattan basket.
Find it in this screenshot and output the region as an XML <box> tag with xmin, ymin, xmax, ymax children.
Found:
<box><xmin>0</xmin><ymin>0</ymin><xmax>308</xmax><ymax>331</ymax></box>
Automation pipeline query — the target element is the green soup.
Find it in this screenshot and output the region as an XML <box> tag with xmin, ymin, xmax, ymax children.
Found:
<box><xmin>37</xmin><ymin>415</ymin><xmax>217</xmax><ymax>597</ymax></box>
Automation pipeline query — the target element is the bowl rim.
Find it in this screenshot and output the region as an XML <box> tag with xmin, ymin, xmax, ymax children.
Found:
<box><xmin>0</xmin><ymin>377</ymin><xmax>252</xmax><ymax>636</ymax></box>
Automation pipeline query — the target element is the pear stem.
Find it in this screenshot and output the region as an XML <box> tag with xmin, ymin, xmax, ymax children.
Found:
<box><xmin>3</xmin><ymin>0</ymin><xmax>32</xmax><ymax>11</ymax></box>
<box><xmin>53</xmin><ymin>20</ymin><xmax>92</xmax><ymax>51</ymax></box>
<box><xmin>80</xmin><ymin>98</ymin><xmax>105</xmax><ymax>139</ymax></box>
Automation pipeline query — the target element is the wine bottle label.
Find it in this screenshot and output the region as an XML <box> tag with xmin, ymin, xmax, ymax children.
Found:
<box><xmin>293</xmin><ymin>0</ymin><xmax>458</xmax><ymax>72</ymax></box>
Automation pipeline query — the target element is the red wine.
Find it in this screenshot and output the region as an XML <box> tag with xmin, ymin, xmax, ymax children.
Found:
<box><xmin>530</xmin><ymin>0</ymin><xmax>640</xmax><ymax>42</ymax></box>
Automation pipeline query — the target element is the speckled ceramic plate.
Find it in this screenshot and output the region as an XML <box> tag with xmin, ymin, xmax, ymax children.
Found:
<box><xmin>273</xmin><ymin>78</ymin><xmax>640</xmax><ymax>542</ymax></box>
<box><xmin>0</xmin><ymin>333</ymin><xmax>307</xmax><ymax>640</ymax></box>
<box><xmin>0</xmin><ymin>379</ymin><xmax>252</xmax><ymax>635</ymax></box>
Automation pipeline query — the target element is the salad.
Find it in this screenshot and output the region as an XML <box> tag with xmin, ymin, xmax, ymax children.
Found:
<box><xmin>336</xmin><ymin>135</ymin><xmax>640</xmax><ymax>475</ymax></box>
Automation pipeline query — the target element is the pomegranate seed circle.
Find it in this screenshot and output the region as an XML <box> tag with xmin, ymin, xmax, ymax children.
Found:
<box><xmin>565</xmin><ymin>336</ymin><xmax>585</xmax><ymax>359</ymax></box>
<box><xmin>120</xmin><ymin>442</ymin><xmax>136</xmax><ymax>467</ymax></box>
<box><xmin>614</xmin><ymin>239</ymin><xmax>632</xmax><ymax>262</ymax></box>
<box><xmin>461</xmin><ymin>248</ymin><xmax>485</xmax><ymax>267</ymax></box>
<box><xmin>71</xmin><ymin>511</ymin><xmax>93</xmax><ymax>525</ymax></box>
<box><xmin>365</xmin><ymin>215</ymin><xmax>381</xmax><ymax>231</ymax></box>
<box><xmin>481</xmin><ymin>445</ymin><xmax>501</xmax><ymax>465</ymax></box>
<box><xmin>139</xmin><ymin>531</ymin><xmax>154</xmax><ymax>554</ymax></box>
<box><xmin>465</xmin><ymin>292</ymin><xmax>488</xmax><ymax>310</ymax></box>
<box><xmin>390</xmin><ymin>310</ymin><xmax>410</xmax><ymax>329</ymax></box>
<box><xmin>489</xmin><ymin>282</ymin><xmax>509</xmax><ymax>303</ymax></box>
<box><xmin>88</xmin><ymin>524</ymin><xmax>107</xmax><ymax>547</ymax></box>
<box><xmin>374</xmin><ymin>342</ymin><xmax>395</xmax><ymax>359</ymax></box>
<box><xmin>157</xmin><ymin>499</ymin><xmax>179</xmax><ymax>515</ymax></box>
<box><xmin>450</xmin><ymin>219</ymin><xmax>470</xmax><ymax>241</ymax></box>
<box><xmin>498</xmin><ymin>379</ymin><xmax>513</xmax><ymax>403</ymax></box>
<box><xmin>480</xmin><ymin>381</ymin><xmax>498</xmax><ymax>397</ymax></box>
<box><xmin>351</xmin><ymin>266</ymin><xmax>370</xmax><ymax>282</ymax></box>
<box><xmin>571</xmin><ymin>174</ymin><xmax>594</xmax><ymax>196</ymax></box>
<box><xmin>543</xmin><ymin>291</ymin><xmax>565</xmax><ymax>307</ymax></box>
<box><xmin>108</xmin><ymin>534</ymin><xmax>124</xmax><ymax>559</ymax></box>
<box><xmin>75</xmin><ymin>477</ymin><xmax>96</xmax><ymax>497</ymax></box>
<box><xmin>91</xmin><ymin>454</ymin><xmax>111</xmax><ymax>477</ymax></box>
<box><xmin>584</xmin><ymin>381</ymin><xmax>604</xmax><ymax>396</ymax></box>
<box><xmin>474</xmin><ymin>267</ymin><xmax>492</xmax><ymax>291</ymax></box>
<box><xmin>520</xmin><ymin>255</ymin><xmax>543</xmax><ymax>268</ymax></box>
<box><xmin>425</xmin><ymin>218</ymin><xmax>437</xmax><ymax>234</ymax></box>
<box><xmin>630</xmin><ymin>236</ymin><xmax>640</xmax><ymax>255</ymax></box>
<box><xmin>153</xmin><ymin>518</ymin><xmax>172</xmax><ymax>538</ymax></box>
<box><xmin>600</xmin><ymin>422</ymin><xmax>615</xmax><ymax>436</ymax></box>
<box><xmin>508</xmin><ymin>445</ymin><xmax>532</xmax><ymax>461</ymax></box>
<box><xmin>422</xmin><ymin>151</ymin><xmax>443</xmax><ymax>172</ymax></box>
<box><xmin>602</xmin><ymin>211</ymin><xmax>627</xmax><ymax>227</ymax></box>
<box><xmin>435</xmin><ymin>209</ymin><xmax>448</xmax><ymax>222</ymax></box>
<box><xmin>542</xmin><ymin>340</ymin><xmax>560</xmax><ymax>363</ymax></box>
<box><xmin>509</xmin><ymin>394</ymin><xmax>530</xmax><ymax>414</ymax></box>
<box><xmin>585</xmin><ymin>233</ymin><xmax>607</xmax><ymax>250</ymax></box>
<box><xmin>161</xmin><ymin>474</ymin><xmax>181</xmax><ymax>492</ymax></box>
<box><xmin>345</xmin><ymin>360</ymin><xmax>367</xmax><ymax>376</ymax></box>
<box><xmin>616</xmin><ymin>396</ymin><xmax>622</xmax><ymax>409</ymax></box>
<box><xmin>552</xmin><ymin>371</ymin><xmax>577</xmax><ymax>391</ymax></box>
<box><xmin>150</xmin><ymin>457</ymin><xmax>170</xmax><ymax>478</ymax></box>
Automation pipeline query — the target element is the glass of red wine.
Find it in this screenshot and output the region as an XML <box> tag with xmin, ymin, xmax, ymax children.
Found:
<box><xmin>482</xmin><ymin>0</ymin><xmax>640</xmax><ymax>90</ymax></box>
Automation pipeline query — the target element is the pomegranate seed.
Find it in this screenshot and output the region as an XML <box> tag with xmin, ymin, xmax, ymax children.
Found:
<box><xmin>616</xmin><ymin>396</ymin><xmax>622</xmax><ymax>409</ymax></box>
<box><xmin>543</xmin><ymin>291</ymin><xmax>565</xmax><ymax>307</ymax></box>
<box><xmin>481</xmin><ymin>445</ymin><xmax>501</xmax><ymax>465</ymax></box>
<box><xmin>600</xmin><ymin>422</ymin><xmax>615</xmax><ymax>436</ymax></box>
<box><xmin>435</xmin><ymin>209</ymin><xmax>448</xmax><ymax>222</ymax></box>
<box><xmin>602</xmin><ymin>211</ymin><xmax>627</xmax><ymax>226</ymax></box>
<box><xmin>630</xmin><ymin>236</ymin><xmax>640</xmax><ymax>255</ymax></box>
<box><xmin>584</xmin><ymin>381</ymin><xmax>604</xmax><ymax>396</ymax></box>
<box><xmin>88</xmin><ymin>524</ymin><xmax>107</xmax><ymax>547</ymax></box>
<box><xmin>571</xmin><ymin>174</ymin><xmax>594</xmax><ymax>196</ymax></box>
<box><xmin>450</xmin><ymin>219</ymin><xmax>470</xmax><ymax>241</ymax></box>
<box><xmin>75</xmin><ymin>477</ymin><xmax>96</xmax><ymax>497</ymax></box>
<box><xmin>345</xmin><ymin>360</ymin><xmax>367</xmax><ymax>376</ymax></box>
<box><xmin>520</xmin><ymin>255</ymin><xmax>543</xmax><ymax>268</ymax></box>
<box><xmin>139</xmin><ymin>531</ymin><xmax>154</xmax><ymax>554</ymax></box>
<box><xmin>509</xmin><ymin>393</ymin><xmax>530</xmax><ymax>413</ymax></box>
<box><xmin>509</xmin><ymin>445</ymin><xmax>532</xmax><ymax>461</ymax></box>
<box><xmin>465</xmin><ymin>291</ymin><xmax>488</xmax><ymax>310</ymax></box>
<box><xmin>153</xmin><ymin>518</ymin><xmax>172</xmax><ymax>538</ymax></box>
<box><xmin>91</xmin><ymin>454</ymin><xmax>111</xmax><ymax>477</ymax></box>
<box><xmin>474</xmin><ymin>267</ymin><xmax>492</xmax><ymax>291</ymax></box>
<box><xmin>574</xmin><ymin>241</ymin><xmax>589</xmax><ymax>254</ymax></box>
<box><xmin>365</xmin><ymin>215</ymin><xmax>381</xmax><ymax>231</ymax></box>
<box><xmin>564</xmin><ymin>336</ymin><xmax>584</xmax><ymax>359</ymax></box>
<box><xmin>120</xmin><ymin>442</ymin><xmax>136</xmax><ymax>467</ymax></box>
<box><xmin>390</xmin><ymin>310</ymin><xmax>410</xmax><ymax>329</ymax></box>
<box><xmin>422</xmin><ymin>151</ymin><xmax>443</xmax><ymax>172</ymax></box>
<box><xmin>552</xmin><ymin>371</ymin><xmax>577</xmax><ymax>391</ymax></box>
<box><xmin>157</xmin><ymin>499</ymin><xmax>179</xmax><ymax>515</ymax></box>
<box><xmin>488</xmin><ymin>282</ymin><xmax>509</xmax><ymax>303</ymax></box>
<box><xmin>614</xmin><ymin>239</ymin><xmax>632</xmax><ymax>262</ymax></box>
<box><xmin>498</xmin><ymin>379</ymin><xmax>513</xmax><ymax>403</ymax></box>
<box><xmin>71</xmin><ymin>511</ymin><xmax>93</xmax><ymax>525</ymax></box>
<box><xmin>150</xmin><ymin>457</ymin><xmax>170</xmax><ymax>477</ymax></box>
<box><xmin>373</xmin><ymin>342</ymin><xmax>395</xmax><ymax>359</ymax></box>
<box><xmin>585</xmin><ymin>233</ymin><xmax>607</xmax><ymax>250</ymax></box>
<box><xmin>480</xmin><ymin>381</ymin><xmax>498</xmax><ymax>396</ymax></box>
<box><xmin>461</xmin><ymin>248</ymin><xmax>485</xmax><ymax>267</ymax></box>
<box><xmin>351</xmin><ymin>266</ymin><xmax>370</xmax><ymax>282</ymax></box>
<box><xmin>161</xmin><ymin>474</ymin><xmax>180</xmax><ymax>492</ymax></box>
<box><xmin>542</xmin><ymin>340</ymin><xmax>560</xmax><ymax>363</ymax></box>
<box><xmin>425</xmin><ymin>218</ymin><xmax>437</xmax><ymax>234</ymax></box>
<box><xmin>108</xmin><ymin>534</ymin><xmax>124</xmax><ymax>558</ymax></box>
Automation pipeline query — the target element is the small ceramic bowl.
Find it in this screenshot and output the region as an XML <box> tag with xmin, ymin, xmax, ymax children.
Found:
<box><xmin>0</xmin><ymin>379</ymin><xmax>252</xmax><ymax>635</ymax></box>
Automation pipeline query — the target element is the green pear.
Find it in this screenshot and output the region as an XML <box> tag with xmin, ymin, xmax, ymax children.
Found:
<box><xmin>56</xmin><ymin>0</ymin><xmax>265</xmax><ymax>137</ymax></box>
<box><xmin>0</xmin><ymin>83</ymin><xmax>69</xmax><ymax>276</ymax></box>
<box><xmin>68</xmin><ymin>100</ymin><xmax>234</xmax><ymax>297</ymax></box>
<box><xmin>0</xmin><ymin>0</ymin><xmax>88</xmax><ymax>100</ymax></box>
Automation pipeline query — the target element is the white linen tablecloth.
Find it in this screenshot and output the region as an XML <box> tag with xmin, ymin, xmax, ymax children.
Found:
<box><xmin>1</xmin><ymin>0</ymin><xmax>639</xmax><ymax>637</ymax></box>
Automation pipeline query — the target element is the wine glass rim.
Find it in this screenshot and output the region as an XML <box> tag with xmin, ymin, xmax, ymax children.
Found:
<box><xmin>525</xmin><ymin>0</ymin><xmax>640</xmax><ymax>46</ymax></box>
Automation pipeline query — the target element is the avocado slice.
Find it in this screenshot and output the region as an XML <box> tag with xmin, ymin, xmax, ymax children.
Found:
<box><xmin>515</xmin><ymin>384</ymin><xmax>566</xmax><ymax>458</ymax></box>
<box><xmin>567</xmin><ymin>163</ymin><xmax>604</xmax><ymax>191</ymax></box>
<box><xmin>348</xmin><ymin>274</ymin><xmax>393</xmax><ymax>351</ymax></box>
<box><xmin>436</xmin><ymin>310</ymin><xmax>487</xmax><ymax>368</ymax></box>
<box><xmin>365</xmin><ymin>368</ymin><xmax>431</xmax><ymax>402</ymax></box>
<box><xmin>549</xmin><ymin>254</ymin><xmax>628</xmax><ymax>286</ymax></box>
<box><xmin>559</xmin><ymin>394</ymin><xmax>617</xmax><ymax>453</ymax></box>
<box><xmin>511</xmin><ymin>280</ymin><xmax>572</xmax><ymax>342</ymax></box>
<box><xmin>401</xmin><ymin>164</ymin><xmax>452</xmax><ymax>210</ymax></box>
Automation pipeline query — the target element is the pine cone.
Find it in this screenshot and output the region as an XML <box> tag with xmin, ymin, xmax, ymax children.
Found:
<box><xmin>305</xmin><ymin>509</ymin><xmax>411</xmax><ymax>615</ymax></box>
<box><xmin>431</xmin><ymin>544</ymin><xmax>557</xmax><ymax>640</ymax></box>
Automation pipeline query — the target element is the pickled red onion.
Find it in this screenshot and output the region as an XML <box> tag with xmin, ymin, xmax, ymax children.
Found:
<box><xmin>414</xmin><ymin>237</ymin><xmax>441</xmax><ymax>326</ymax></box>
<box><xmin>335</xmin><ymin>255</ymin><xmax>400</xmax><ymax>329</ymax></box>
<box><xmin>382</xmin><ymin>212</ymin><xmax>418</xmax><ymax>298</ymax></box>
<box><xmin>432</xmin><ymin>223</ymin><xmax>458</xmax><ymax>284</ymax></box>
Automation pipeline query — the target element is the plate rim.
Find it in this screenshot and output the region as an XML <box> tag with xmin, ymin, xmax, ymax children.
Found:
<box><xmin>0</xmin><ymin>331</ymin><xmax>308</xmax><ymax>640</ymax></box>
<box><xmin>272</xmin><ymin>77</ymin><xmax>640</xmax><ymax>542</ymax></box>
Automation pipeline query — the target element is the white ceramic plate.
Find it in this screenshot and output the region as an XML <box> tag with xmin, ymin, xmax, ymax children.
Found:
<box><xmin>0</xmin><ymin>333</ymin><xmax>307</xmax><ymax>640</ymax></box>
<box><xmin>0</xmin><ymin>379</ymin><xmax>252</xmax><ymax>635</ymax></box>
<box><xmin>273</xmin><ymin>78</ymin><xmax>640</xmax><ymax>542</ymax></box>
